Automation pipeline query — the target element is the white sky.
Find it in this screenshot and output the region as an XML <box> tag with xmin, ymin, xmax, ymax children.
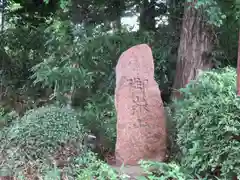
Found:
<box><xmin>121</xmin><ymin>15</ymin><xmax>168</xmax><ymax>31</ymax></box>
<box><xmin>121</xmin><ymin>0</ymin><xmax>168</xmax><ymax>31</ymax></box>
<box><xmin>121</xmin><ymin>16</ymin><xmax>139</xmax><ymax>31</ymax></box>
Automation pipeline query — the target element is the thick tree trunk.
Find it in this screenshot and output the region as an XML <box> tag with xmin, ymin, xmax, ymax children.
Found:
<box><xmin>172</xmin><ymin>1</ymin><xmax>215</xmax><ymax>98</ymax></box>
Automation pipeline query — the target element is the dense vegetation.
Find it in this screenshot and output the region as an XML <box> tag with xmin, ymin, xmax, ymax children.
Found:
<box><xmin>173</xmin><ymin>68</ymin><xmax>240</xmax><ymax>179</ymax></box>
<box><xmin>0</xmin><ymin>0</ymin><xmax>239</xmax><ymax>179</ymax></box>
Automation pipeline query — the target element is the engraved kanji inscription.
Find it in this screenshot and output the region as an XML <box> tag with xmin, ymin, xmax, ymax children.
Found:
<box><xmin>128</xmin><ymin>77</ymin><xmax>149</xmax><ymax>120</ymax></box>
<box><xmin>127</xmin><ymin>77</ymin><xmax>148</xmax><ymax>90</ymax></box>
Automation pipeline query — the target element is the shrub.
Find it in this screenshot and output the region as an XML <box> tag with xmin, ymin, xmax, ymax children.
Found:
<box><xmin>76</xmin><ymin>151</ymin><xmax>128</xmax><ymax>180</ymax></box>
<box><xmin>139</xmin><ymin>160</ymin><xmax>203</xmax><ymax>180</ymax></box>
<box><xmin>31</xmin><ymin>21</ymin><xmax>175</xmax><ymax>104</ymax></box>
<box><xmin>80</xmin><ymin>92</ymin><xmax>116</xmax><ymax>151</ymax></box>
<box><xmin>0</xmin><ymin>105</ymin><xmax>86</xmax><ymax>176</ymax></box>
<box><xmin>0</xmin><ymin>108</ymin><xmax>19</xmax><ymax>128</ymax></box>
<box><xmin>173</xmin><ymin>67</ymin><xmax>240</xmax><ymax>179</ymax></box>
<box><xmin>76</xmin><ymin>156</ymin><xmax>202</xmax><ymax>180</ymax></box>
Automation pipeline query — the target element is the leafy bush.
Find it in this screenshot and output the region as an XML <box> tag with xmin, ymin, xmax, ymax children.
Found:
<box><xmin>173</xmin><ymin>67</ymin><xmax>240</xmax><ymax>179</ymax></box>
<box><xmin>31</xmin><ymin>20</ymin><xmax>175</xmax><ymax>103</ymax></box>
<box><xmin>138</xmin><ymin>160</ymin><xmax>203</xmax><ymax>180</ymax></box>
<box><xmin>0</xmin><ymin>108</ymin><xmax>19</xmax><ymax>128</ymax></box>
<box><xmin>76</xmin><ymin>151</ymin><xmax>127</xmax><ymax>180</ymax></box>
<box><xmin>80</xmin><ymin>92</ymin><xmax>116</xmax><ymax>151</ymax></box>
<box><xmin>0</xmin><ymin>23</ymin><xmax>45</xmax><ymax>85</ymax></box>
<box><xmin>0</xmin><ymin>105</ymin><xmax>86</xmax><ymax>176</ymax></box>
<box><xmin>76</xmin><ymin>156</ymin><xmax>202</xmax><ymax>180</ymax></box>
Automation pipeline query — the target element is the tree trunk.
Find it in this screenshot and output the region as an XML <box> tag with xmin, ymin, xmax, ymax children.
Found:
<box><xmin>112</xmin><ymin>16</ymin><xmax>122</xmax><ymax>32</ymax></box>
<box><xmin>172</xmin><ymin>1</ymin><xmax>215</xmax><ymax>98</ymax></box>
<box><xmin>139</xmin><ymin>0</ymin><xmax>156</xmax><ymax>31</ymax></box>
<box><xmin>111</xmin><ymin>0</ymin><xmax>123</xmax><ymax>32</ymax></box>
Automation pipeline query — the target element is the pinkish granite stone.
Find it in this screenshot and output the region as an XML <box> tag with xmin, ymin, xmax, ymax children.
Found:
<box><xmin>114</xmin><ymin>44</ymin><xmax>167</xmax><ymax>166</ymax></box>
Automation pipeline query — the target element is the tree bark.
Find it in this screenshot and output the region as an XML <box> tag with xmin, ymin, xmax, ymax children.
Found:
<box><xmin>172</xmin><ymin>1</ymin><xmax>215</xmax><ymax>98</ymax></box>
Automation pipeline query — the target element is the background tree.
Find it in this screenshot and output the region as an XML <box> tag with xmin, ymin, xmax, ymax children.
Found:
<box><xmin>172</xmin><ymin>0</ymin><xmax>240</xmax><ymax>98</ymax></box>
<box><xmin>0</xmin><ymin>0</ymin><xmax>239</xmax><ymax>178</ymax></box>
<box><xmin>172</xmin><ymin>1</ymin><xmax>216</xmax><ymax>98</ymax></box>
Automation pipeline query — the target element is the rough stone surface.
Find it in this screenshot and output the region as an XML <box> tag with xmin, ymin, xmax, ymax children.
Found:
<box><xmin>114</xmin><ymin>44</ymin><xmax>167</xmax><ymax>166</ymax></box>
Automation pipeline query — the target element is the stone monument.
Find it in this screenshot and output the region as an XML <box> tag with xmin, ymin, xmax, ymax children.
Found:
<box><xmin>114</xmin><ymin>44</ymin><xmax>167</xmax><ymax>166</ymax></box>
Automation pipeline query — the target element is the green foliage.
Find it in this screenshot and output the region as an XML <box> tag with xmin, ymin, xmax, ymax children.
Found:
<box><xmin>0</xmin><ymin>108</ymin><xmax>6</xmax><ymax>126</ymax></box>
<box><xmin>138</xmin><ymin>160</ymin><xmax>204</xmax><ymax>180</ymax></box>
<box><xmin>76</xmin><ymin>151</ymin><xmax>128</xmax><ymax>180</ymax></box>
<box><xmin>173</xmin><ymin>67</ymin><xmax>240</xmax><ymax>179</ymax></box>
<box><xmin>3</xmin><ymin>1</ymin><xmax>240</xmax><ymax>179</ymax></box>
<box><xmin>190</xmin><ymin>0</ymin><xmax>226</xmax><ymax>27</ymax></box>
<box><xmin>187</xmin><ymin>0</ymin><xmax>240</xmax><ymax>29</ymax></box>
<box><xmin>2</xmin><ymin>1</ymin><xmax>175</xmax><ymax>109</ymax></box>
<box><xmin>81</xmin><ymin>92</ymin><xmax>116</xmax><ymax>151</ymax></box>
<box><xmin>10</xmin><ymin>105</ymin><xmax>85</xmax><ymax>158</ymax></box>
<box><xmin>43</xmin><ymin>0</ymin><xmax>126</xmax><ymax>25</ymax></box>
<box><xmin>213</xmin><ymin>0</ymin><xmax>240</xmax><ymax>67</ymax></box>
<box><xmin>0</xmin><ymin>21</ymin><xmax>45</xmax><ymax>86</ymax></box>
<box><xmin>0</xmin><ymin>11</ymin><xmax>50</xmax><ymax>112</ymax></box>
<box><xmin>75</xmin><ymin>158</ymin><xmax>206</xmax><ymax>180</ymax></box>
<box><xmin>31</xmin><ymin>20</ymin><xmax>174</xmax><ymax>103</ymax></box>
<box><xmin>0</xmin><ymin>108</ymin><xmax>19</xmax><ymax>128</ymax></box>
<box><xmin>0</xmin><ymin>105</ymin><xmax>86</xmax><ymax>175</ymax></box>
